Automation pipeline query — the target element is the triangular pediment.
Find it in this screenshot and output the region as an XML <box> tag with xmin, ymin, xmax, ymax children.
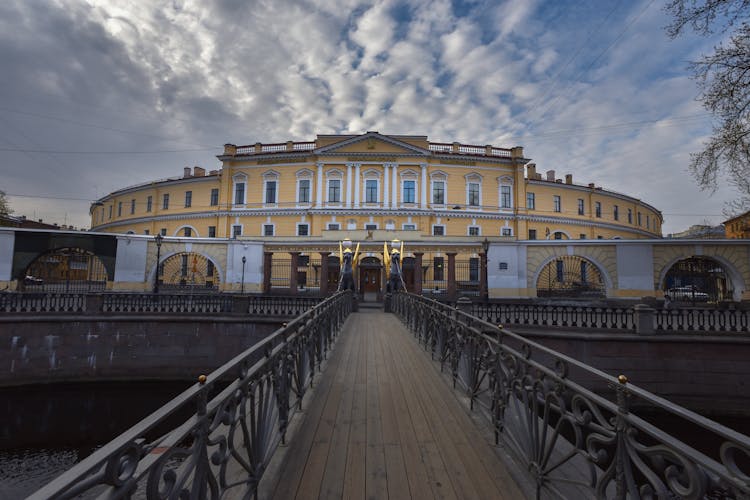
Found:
<box><xmin>315</xmin><ymin>132</ymin><xmax>430</xmax><ymax>156</ymax></box>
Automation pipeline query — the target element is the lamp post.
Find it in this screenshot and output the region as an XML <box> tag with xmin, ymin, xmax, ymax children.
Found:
<box><xmin>153</xmin><ymin>233</ymin><xmax>163</xmax><ymax>294</ymax></box>
<box><xmin>241</xmin><ymin>256</ymin><xmax>246</xmax><ymax>294</ymax></box>
<box><xmin>480</xmin><ymin>237</ymin><xmax>490</xmax><ymax>301</ymax></box>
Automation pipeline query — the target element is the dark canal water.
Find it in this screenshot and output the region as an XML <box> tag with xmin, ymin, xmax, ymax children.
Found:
<box><xmin>2</xmin><ymin>382</ymin><xmax>749</xmax><ymax>498</ymax></box>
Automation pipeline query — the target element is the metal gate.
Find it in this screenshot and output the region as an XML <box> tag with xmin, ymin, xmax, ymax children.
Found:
<box><xmin>158</xmin><ymin>252</ymin><xmax>220</xmax><ymax>291</ymax></box>
<box><xmin>663</xmin><ymin>257</ymin><xmax>728</xmax><ymax>303</ymax></box>
<box><xmin>22</xmin><ymin>247</ymin><xmax>107</xmax><ymax>292</ymax></box>
<box><xmin>536</xmin><ymin>255</ymin><xmax>605</xmax><ymax>298</ymax></box>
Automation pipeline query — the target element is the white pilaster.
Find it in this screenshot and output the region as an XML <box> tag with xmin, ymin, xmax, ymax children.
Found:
<box><xmin>354</xmin><ymin>163</ymin><xmax>361</xmax><ymax>208</ymax></box>
<box><xmin>383</xmin><ymin>163</ymin><xmax>390</xmax><ymax>207</ymax></box>
<box><xmin>391</xmin><ymin>163</ymin><xmax>399</xmax><ymax>209</ymax></box>
<box><xmin>316</xmin><ymin>162</ymin><xmax>323</xmax><ymax>207</ymax></box>
<box><xmin>420</xmin><ymin>163</ymin><xmax>427</xmax><ymax>208</ymax></box>
<box><xmin>346</xmin><ymin>163</ymin><xmax>353</xmax><ymax>208</ymax></box>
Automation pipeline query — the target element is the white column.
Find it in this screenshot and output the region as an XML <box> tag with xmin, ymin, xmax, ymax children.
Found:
<box><xmin>420</xmin><ymin>163</ymin><xmax>427</xmax><ymax>208</ymax></box>
<box><xmin>383</xmin><ymin>163</ymin><xmax>390</xmax><ymax>208</ymax></box>
<box><xmin>354</xmin><ymin>163</ymin><xmax>361</xmax><ymax>208</ymax></box>
<box><xmin>391</xmin><ymin>163</ymin><xmax>399</xmax><ymax>209</ymax></box>
<box><xmin>316</xmin><ymin>162</ymin><xmax>324</xmax><ymax>207</ymax></box>
<box><xmin>346</xmin><ymin>163</ymin><xmax>352</xmax><ymax>208</ymax></box>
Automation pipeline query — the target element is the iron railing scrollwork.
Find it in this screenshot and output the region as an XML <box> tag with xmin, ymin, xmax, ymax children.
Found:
<box><xmin>392</xmin><ymin>292</ymin><xmax>750</xmax><ymax>499</ymax></box>
<box><xmin>472</xmin><ymin>302</ymin><xmax>635</xmax><ymax>331</ymax></box>
<box><xmin>102</xmin><ymin>293</ymin><xmax>234</xmax><ymax>314</ymax></box>
<box><xmin>29</xmin><ymin>291</ymin><xmax>353</xmax><ymax>500</ymax></box>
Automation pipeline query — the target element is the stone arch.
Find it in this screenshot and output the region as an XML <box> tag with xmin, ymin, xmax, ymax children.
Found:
<box><xmin>173</xmin><ymin>224</ymin><xmax>199</xmax><ymax>237</ymax></box>
<box><xmin>547</xmin><ymin>229</ymin><xmax>572</xmax><ymax>240</ymax></box>
<box><xmin>149</xmin><ymin>250</ymin><xmax>224</xmax><ymax>291</ymax></box>
<box><xmin>21</xmin><ymin>247</ymin><xmax>108</xmax><ymax>292</ymax></box>
<box><xmin>533</xmin><ymin>254</ymin><xmax>611</xmax><ymax>298</ymax></box>
<box><xmin>658</xmin><ymin>254</ymin><xmax>745</xmax><ymax>302</ymax></box>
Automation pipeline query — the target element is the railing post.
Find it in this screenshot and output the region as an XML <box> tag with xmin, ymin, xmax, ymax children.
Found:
<box><xmin>633</xmin><ymin>304</ymin><xmax>655</xmax><ymax>335</ymax></box>
<box><xmin>290</xmin><ymin>252</ymin><xmax>300</xmax><ymax>295</ymax></box>
<box><xmin>456</xmin><ymin>296</ymin><xmax>472</xmax><ymax>315</ymax></box>
<box><xmin>231</xmin><ymin>295</ymin><xmax>249</xmax><ymax>315</ymax></box>
<box><xmin>614</xmin><ymin>374</ymin><xmax>631</xmax><ymax>499</ymax></box>
<box><xmin>263</xmin><ymin>252</ymin><xmax>273</xmax><ymax>294</ymax></box>
<box><xmin>447</xmin><ymin>252</ymin><xmax>457</xmax><ymax>301</ymax></box>
<box><xmin>85</xmin><ymin>294</ymin><xmax>103</xmax><ymax>315</ymax></box>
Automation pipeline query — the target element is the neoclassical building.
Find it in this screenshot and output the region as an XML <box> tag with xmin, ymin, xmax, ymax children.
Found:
<box><xmin>90</xmin><ymin>132</ymin><xmax>662</xmax><ymax>240</ymax></box>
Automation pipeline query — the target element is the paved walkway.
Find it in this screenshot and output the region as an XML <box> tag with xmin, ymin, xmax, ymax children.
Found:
<box><xmin>260</xmin><ymin>310</ymin><xmax>525</xmax><ymax>499</ymax></box>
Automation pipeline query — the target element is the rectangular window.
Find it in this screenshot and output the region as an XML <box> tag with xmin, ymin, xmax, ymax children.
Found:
<box><xmin>432</xmin><ymin>225</ymin><xmax>445</xmax><ymax>236</ymax></box>
<box><xmin>613</xmin><ymin>205</ymin><xmax>619</xmax><ymax>221</ymax></box>
<box><xmin>526</xmin><ymin>192</ymin><xmax>535</xmax><ymax>210</ymax></box>
<box><xmin>130</xmin><ymin>199</ymin><xmax>136</xmax><ymax>214</ymax></box>
<box><xmin>580</xmin><ymin>233</ymin><xmax>586</xmax><ymax>239</ymax></box>
<box><xmin>263</xmin><ymin>224</ymin><xmax>274</xmax><ymax>236</ymax></box>
<box><xmin>328</xmin><ymin>179</ymin><xmax>341</xmax><ymax>203</ymax></box>
<box><xmin>403</xmin><ymin>180</ymin><xmax>415</xmax><ymax>203</ymax></box>
<box><xmin>265</xmin><ymin>181</ymin><xmax>277</xmax><ymax>204</ymax></box>
<box><xmin>434</xmin><ymin>257</ymin><xmax>444</xmax><ymax>281</ymax></box>
<box><xmin>595</xmin><ymin>201</ymin><xmax>601</xmax><ymax>218</ymax></box>
<box><xmin>469</xmin><ymin>257</ymin><xmax>479</xmax><ymax>282</ymax></box>
<box><xmin>468</xmin><ymin>226</ymin><xmax>480</xmax><ymax>236</ymax></box>
<box><xmin>184</xmin><ymin>227</ymin><xmax>192</xmax><ymax>237</ymax></box>
<box><xmin>646</xmin><ymin>215</ymin><xmax>650</xmax><ymax>229</ymax></box>
<box><xmin>108</xmin><ymin>205</ymin><xmax>113</xmax><ymax>219</ymax></box>
<box><xmin>232</xmin><ymin>225</ymin><xmax>242</xmax><ymax>237</ymax></box>
<box><xmin>403</xmin><ymin>223</ymin><xmax>416</xmax><ymax>231</ymax></box>
<box><xmin>163</xmin><ymin>193</ymin><xmax>170</xmax><ymax>210</ymax></box>
<box><xmin>501</xmin><ymin>228</ymin><xmax>512</xmax><ymax>236</ymax></box>
<box><xmin>297</xmin><ymin>224</ymin><xmax>309</xmax><ymax>236</ymax></box>
<box><xmin>553</xmin><ymin>195</ymin><xmax>561</xmax><ymax>212</ymax></box>
<box><xmin>118</xmin><ymin>202</ymin><xmax>122</xmax><ymax>216</ymax></box>
<box><xmin>432</xmin><ymin>181</ymin><xmax>445</xmax><ymax>205</ymax></box>
<box><xmin>208</xmin><ymin>226</ymin><xmax>216</xmax><ymax>238</ymax></box>
<box><xmin>327</xmin><ymin>223</ymin><xmax>340</xmax><ymax>230</ymax></box>
<box><xmin>210</xmin><ymin>189</ymin><xmax>219</xmax><ymax>206</ymax></box>
<box><xmin>638</xmin><ymin>212</ymin><xmax>642</xmax><ymax>226</ymax></box>
<box><xmin>554</xmin><ymin>231</ymin><xmax>563</xmax><ymax>240</ymax></box>
<box><xmin>144</xmin><ymin>229</ymin><xmax>150</xmax><ymax>235</ymax></box>
<box><xmin>500</xmin><ymin>185</ymin><xmax>511</xmax><ymax>208</ymax></box>
<box><xmin>365</xmin><ymin>179</ymin><xmax>378</xmax><ymax>203</ymax></box>
<box><xmin>628</xmin><ymin>209</ymin><xmax>633</xmax><ymax>224</ymax></box>
<box><xmin>234</xmin><ymin>183</ymin><xmax>245</xmax><ymax>205</ymax></box>
<box><xmin>160</xmin><ymin>228</ymin><xmax>167</xmax><ymax>236</ymax></box>
<box><xmin>298</xmin><ymin>179</ymin><xmax>310</xmax><ymax>203</ymax></box>
<box><xmin>185</xmin><ymin>191</ymin><xmax>192</xmax><ymax>208</ymax></box>
<box><xmin>578</xmin><ymin>199</ymin><xmax>584</xmax><ymax>215</ymax></box>
<box><xmin>146</xmin><ymin>196</ymin><xmax>153</xmax><ymax>212</ymax></box>
<box><xmin>468</xmin><ymin>182</ymin><xmax>480</xmax><ymax>206</ymax></box>
<box><xmin>528</xmin><ymin>229</ymin><xmax>537</xmax><ymax>240</ymax></box>
<box><xmin>365</xmin><ymin>223</ymin><xmax>377</xmax><ymax>230</ymax></box>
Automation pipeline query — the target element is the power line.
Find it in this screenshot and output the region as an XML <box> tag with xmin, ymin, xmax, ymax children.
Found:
<box><xmin>0</xmin><ymin>146</ymin><xmax>221</xmax><ymax>155</ymax></box>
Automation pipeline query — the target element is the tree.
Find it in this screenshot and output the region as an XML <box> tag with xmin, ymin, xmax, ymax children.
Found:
<box><xmin>665</xmin><ymin>0</ymin><xmax>750</xmax><ymax>215</ymax></box>
<box><xmin>0</xmin><ymin>190</ymin><xmax>11</xmax><ymax>217</ymax></box>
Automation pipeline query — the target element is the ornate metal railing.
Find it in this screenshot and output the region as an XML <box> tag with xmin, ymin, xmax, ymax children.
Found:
<box><xmin>29</xmin><ymin>291</ymin><xmax>353</xmax><ymax>500</ymax></box>
<box><xmin>392</xmin><ymin>292</ymin><xmax>750</xmax><ymax>499</ymax></box>
<box><xmin>248</xmin><ymin>296</ymin><xmax>321</xmax><ymax>316</ymax></box>
<box><xmin>656</xmin><ymin>308</ymin><xmax>749</xmax><ymax>333</ymax></box>
<box><xmin>0</xmin><ymin>292</ymin><xmax>85</xmax><ymax>313</ymax></box>
<box><xmin>472</xmin><ymin>302</ymin><xmax>635</xmax><ymax>331</ymax></box>
<box><xmin>102</xmin><ymin>293</ymin><xmax>234</xmax><ymax>313</ymax></box>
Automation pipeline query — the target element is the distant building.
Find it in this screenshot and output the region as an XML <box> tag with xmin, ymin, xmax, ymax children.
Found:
<box><xmin>668</xmin><ymin>224</ymin><xmax>725</xmax><ymax>239</ymax></box>
<box><xmin>0</xmin><ymin>214</ymin><xmax>63</xmax><ymax>230</ymax></box>
<box><xmin>724</xmin><ymin>211</ymin><xmax>750</xmax><ymax>239</ymax></box>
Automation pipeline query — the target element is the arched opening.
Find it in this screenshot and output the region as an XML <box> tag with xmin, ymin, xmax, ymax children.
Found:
<box><xmin>22</xmin><ymin>248</ymin><xmax>108</xmax><ymax>292</ymax></box>
<box><xmin>536</xmin><ymin>255</ymin><xmax>605</xmax><ymax>298</ymax></box>
<box><xmin>662</xmin><ymin>257</ymin><xmax>729</xmax><ymax>303</ymax></box>
<box><xmin>358</xmin><ymin>256</ymin><xmax>382</xmax><ymax>301</ymax></box>
<box><xmin>157</xmin><ymin>252</ymin><xmax>220</xmax><ymax>291</ymax></box>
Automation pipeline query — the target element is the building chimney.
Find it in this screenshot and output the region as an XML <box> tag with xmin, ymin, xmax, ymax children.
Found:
<box><xmin>527</xmin><ymin>164</ymin><xmax>536</xmax><ymax>179</ymax></box>
<box><xmin>565</xmin><ymin>174</ymin><xmax>573</xmax><ymax>185</ymax></box>
<box><xmin>183</xmin><ymin>167</ymin><xmax>192</xmax><ymax>178</ymax></box>
<box><xmin>546</xmin><ymin>170</ymin><xmax>555</xmax><ymax>181</ymax></box>
<box><xmin>193</xmin><ymin>166</ymin><xmax>205</xmax><ymax>177</ymax></box>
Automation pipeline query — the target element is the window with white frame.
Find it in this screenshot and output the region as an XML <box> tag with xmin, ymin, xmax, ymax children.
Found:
<box><xmin>402</xmin><ymin>223</ymin><xmax>416</xmax><ymax>231</ymax></box>
<box><xmin>365</xmin><ymin>223</ymin><xmax>377</xmax><ymax>230</ymax></box>
<box><xmin>432</xmin><ymin>180</ymin><xmax>445</xmax><ymax>205</ymax></box>
<box><xmin>526</xmin><ymin>192</ymin><xmax>535</xmax><ymax>210</ymax></box>
<box><xmin>263</xmin><ymin>171</ymin><xmax>279</xmax><ymax>205</ymax></box>
<box><xmin>468</xmin><ymin>226</ymin><xmax>480</xmax><ymax>236</ymax></box>
<box><xmin>595</xmin><ymin>201</ymin><xmax>602</xmax><ymax>218</ymax></box>
<box><xmin>578</xmin><ymin>199</ymin><xmax>584</xmax><ymax>215</ymax></box>
<box><xmin>433</xmin><ymin>225</ymin><xmax>445</xmax><ymax>236</ymax></box>
<box><xmin>402</xmin><ymin>179</ymin><xmax>416</xmax><ymax>204</ymax></box>
<box><xmin>553</xmin><ymin>195</ymin><xmax>561</xmax><ymax>212</ymax></box>
<box><xmin>501</xmin><ymin>227</ymin><xmax>512</xmax><ymax>236</ymax></box>
<box><xmin>327</xmin><ymin>179</ymin><xmax>341</xmax><ymax>203</ymax></box>
<box><xmin>297</xmin><ymin>223</ymin><xmax>309</xmax><ymax>236</ymax></box>
<box><xmin>385</xmin><ymin>219</ymin><xmax>396</xmax><ymax>230</ymax></box>
<box><xmin>327</xmin><ymin>222</ymin><xmax>340</xmax><ymax>230</ymax></box>
<box><xmin>347</xmin><ymin>219</ymin><xmax>357</xmax><ymax>230</ymax></box>
<box><xmin>498</xmin><ymin>176</ymin><xmax>513</xmax><ymax>209</ymax></box>
<box><xmin>296</xmin><ymin>169</ymin><xmax>313</xmax><ymax>205</ymax></box>
<box><xmin>233</xmin><ymin>174</ymin><xmax>246</xmax><ymax>205</ymax></box>
<box><xmin>232</xmin><ymin>225</ymin><xmax>242</xmax><ymax>237</ymax></box>
<box><xmin>465</xmin><ymin>173</ymin><xmax>482</xmax><ymax>208</ymax></box>
<box><xmin>365</xmin><ymin>179</ymin><xmax>378</xmax><ymax>203</ymax></box>
<box><xmin>263</xmin><ymin>224</ymin><xmax>274</xmax><ymax>236</ymax></box>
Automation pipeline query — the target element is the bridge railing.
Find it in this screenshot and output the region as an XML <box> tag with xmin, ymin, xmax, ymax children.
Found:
<box><xmin>655</xmin><ymin>307</ymin><xmax>749</xmax><ymax>332</ymax></box>
<box><xmin>392</xmin><ymin>292</ymin><xmax>750</xmax><ymax>499</ymax></box>
<box><xmin>472</xmin><ymin>301</ymin><xmax>635</xmax><ymax>331</ymax></box>
<box><xmin>29</xmin><ymin>291</ymin><xmax>353</xmax><ymax>500</ymax></box>
<box><xmin>0</xmin><ymin>292</ymin><xmax>85</xmax><ymax>313</ymax></box>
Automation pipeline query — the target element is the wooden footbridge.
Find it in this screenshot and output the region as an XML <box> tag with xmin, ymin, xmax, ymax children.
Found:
<box><xmin>30</xmin><ymin>292</ymin><xmax>750</xmax><ymax>499</ymax></box>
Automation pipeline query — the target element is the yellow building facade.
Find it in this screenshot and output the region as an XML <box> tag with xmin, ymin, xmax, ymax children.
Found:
<box><xmin>90</xmin><ymin>132</ymin><xmax>662</xmax><ymax>242</ymax></box>
<box><xmin>724</xmin><ymin>211</ymin><xmax>750</xmax><ymax>239</ymax></box>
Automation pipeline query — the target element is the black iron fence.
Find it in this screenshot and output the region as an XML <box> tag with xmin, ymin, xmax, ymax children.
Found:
<box><xmin>0</xmin><ymin>292</ymin><xmax>85</xmax><ymax>313</ymax></box>
<box><xmin>472</xmin><ymin>301</ymin><xmax>635</xmax><ymax>331</ymax></box>
<box><xmin>102</xmin><ymin>293</ymin><xmax>233</xmax><ymax>314</ymax></box>
<box><xmin>29</xmin><ymin>291</ymin><xmax>353</xmax><ymax>500</ymax></box>
<box><xmin>392</xmin><ymin>293</ymin><xmax>750</xmax><ymax>499</ymax></box>
<box><xmin>656</xmin><ymin>307</ymin><xmax>749</xmax><ymax>333</ymax></box>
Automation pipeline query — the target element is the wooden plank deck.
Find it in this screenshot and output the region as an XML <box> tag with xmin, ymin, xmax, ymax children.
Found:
<box><xmin>260</xmin><ymin>310</ymin><xmax>526</xmax><ymax>499</ymax></box>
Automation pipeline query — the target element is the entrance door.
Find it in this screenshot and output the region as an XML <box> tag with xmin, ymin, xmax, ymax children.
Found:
<box><xmin>358</xmin><ymin>256</ymin><xmax>382</xmax><ymax>301</ymax></box>
<box><xmin>362</xmin><ymin>268</ymin><xmax>380</xmax><ymax>293</ymax></box>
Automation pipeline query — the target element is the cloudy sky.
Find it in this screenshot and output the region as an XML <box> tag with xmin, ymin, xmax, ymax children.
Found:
<box><xmin>0</xmin><ymin>0</ymin><xmax>738</xmax><ymax>234</ymax></box>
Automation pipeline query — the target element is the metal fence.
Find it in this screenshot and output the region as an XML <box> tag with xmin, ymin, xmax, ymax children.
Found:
<box><xmin>656</xmin><ymin>307</ymin><xmax>749</xmax><ymax>332</ymax></box>
<box><xmin>29</xmin><ymin>291</ymin><xmax>353</xmax><ymax>500</ymax></box>
<box><xmin>271</xmin><ymin>258</ymin><xmax>291</xmax><ymax>289</ymax></box>
<box><xmin>0</xmin><ymin>292</ymin><xmax>85</xmax><ymax>313</ymax></box>
<box><xmin>392</xmin><ymin>293</ymin><xmax>750</xmax><ymax>499</ymax></box>
<box><xmin>472</xmin><ymin>302</ymin><xmax>635</xmax><ymax>331</ymax></box>
<box><xmin>102</xmin><ymin>294</ymin><xmax>233</xmax><ymax>314</ymax></box>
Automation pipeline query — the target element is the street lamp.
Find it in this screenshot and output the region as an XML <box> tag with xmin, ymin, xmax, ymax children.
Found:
<box><xmin>241</xmin><ymin>255</ymin><xmax>246</xmax><ymax>294</ymax></box>
<box><xmin>153</xmin><ymin>233</ymin><xmax>163</xmax><ymax>294</ymax></box>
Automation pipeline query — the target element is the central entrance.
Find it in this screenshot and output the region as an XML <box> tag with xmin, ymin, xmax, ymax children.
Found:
<box><xmin>358</xmin><ymin>256</ymin><xmax>382</xmax><ymax>302</ymax></box>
